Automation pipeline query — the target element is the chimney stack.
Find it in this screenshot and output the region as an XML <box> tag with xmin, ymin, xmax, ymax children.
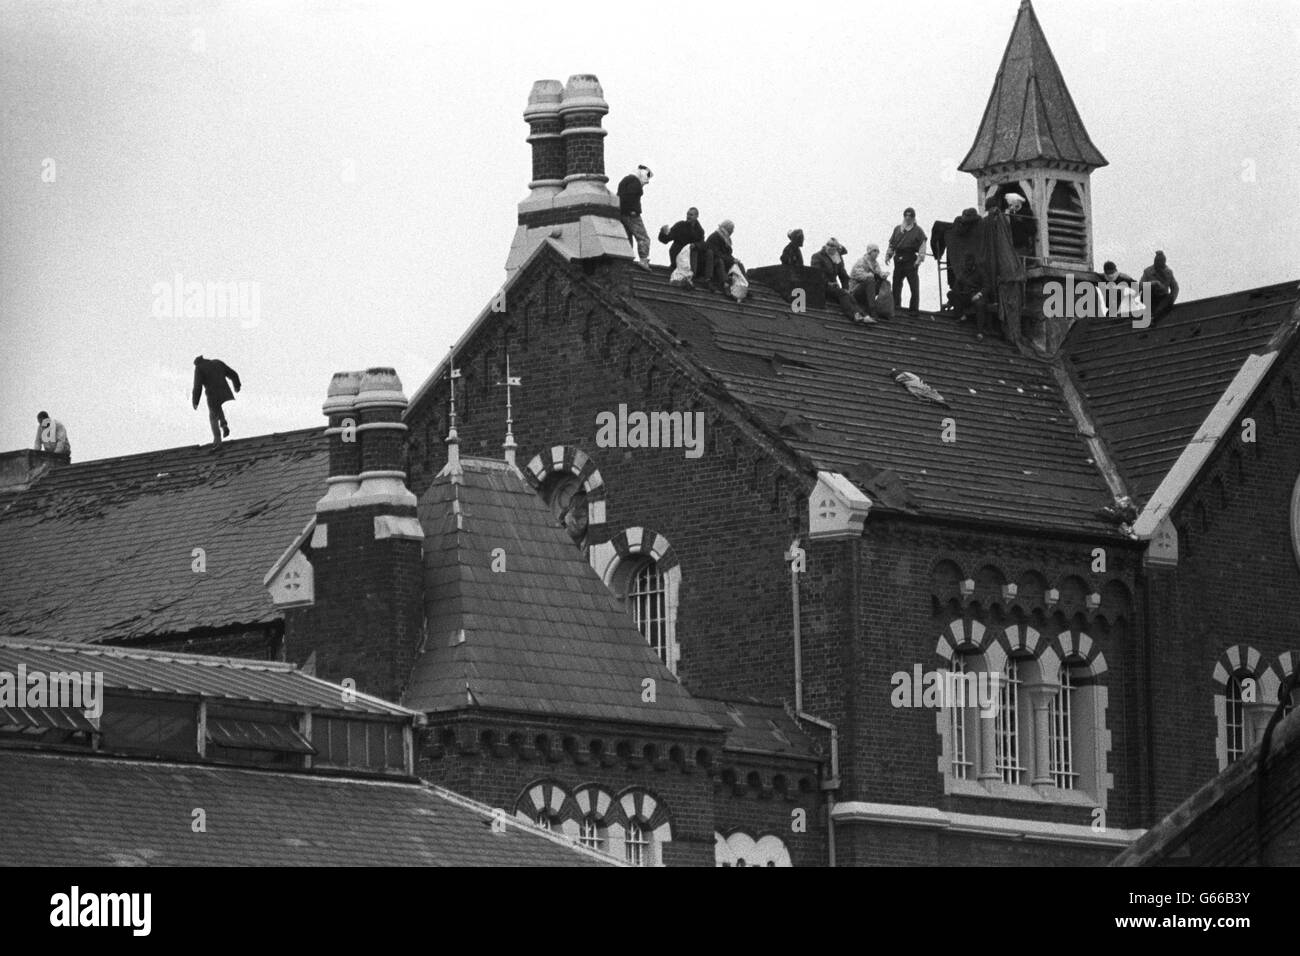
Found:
<box><xmin>282</xmin><ymin>366</ymin><xmax>425</xmax><ymax>702</ymax></box>
<box><xmin>505</xmin><ymin>74</ymin><xmax>633</xmax><ymax>275</ymax></box>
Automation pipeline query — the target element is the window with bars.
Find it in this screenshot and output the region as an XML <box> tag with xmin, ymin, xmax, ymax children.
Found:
<box><xmin>1225</xmin><ymin>675</ymin><xmax>1248</xmax><ymax>764</ymax></box>
<box><xmin>995</xmin><ymin>658</ymin><xmax>1024</xmax><ymax>785</ymax></box>
<box><xmin>579</xmin><ymin>815</ymin><xmax>605</xmax><ymax>852</ymax></box>
<box><xmin>624</xmin><ymin>820</ymin><xmax>650</xmax><ymax>866</ymax></box>
<box><xmin>535</xmin><ymin>811</ymin><xmax>556</xmax><ymax>832</ymax></box>
<box><xmin>628</xmin><ymin>559</ymin><xmax>668</xmax><ymax>664</ymax></box>
<box><xmin>949</xmin><ymin>654</ymin><xmax>973</xmax><ymax>781</ymax></box>
<box><xmin>1050</xmin><ymin>667</ymin><xmax>1077</xmax><ymax>789</ymax></box>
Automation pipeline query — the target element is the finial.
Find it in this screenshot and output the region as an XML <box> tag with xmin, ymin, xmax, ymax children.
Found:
<box><xmin>496</xmin><ymin>352</ymin><xmax>522</xmax><ymax>470</ymax></box>
<box><xmin>444</xmin><ymin>349</ymin><xmax>462</xmax><ymax>482</ymax></box>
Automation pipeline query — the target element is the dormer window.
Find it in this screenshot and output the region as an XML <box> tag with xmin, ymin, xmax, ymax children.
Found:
<box><xmin>628</xmin><ymin>557</ymin><xmax>668</xmax><ymax>664</ymax></box>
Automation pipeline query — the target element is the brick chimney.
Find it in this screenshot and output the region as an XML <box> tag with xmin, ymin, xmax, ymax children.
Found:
<box><xmin>505</xmin><ymin>74</ymin><xmax>632</xmax><ymax>275</ymax></box>
<box><xmin>281</xmin><ymin>367</ymin><xmax>425</xmax><ymax>703</ymax></box>
<box><xmin>0</xmin><ymin>449</ymin><xmax>68</xmax><ymax>495</ymax></box>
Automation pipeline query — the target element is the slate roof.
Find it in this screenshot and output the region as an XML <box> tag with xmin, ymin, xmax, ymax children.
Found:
<box><xmin>697</xmin><ymin>698</ymin><xmax>820</xmax><ymax>761</ymax></box>
<box><xmin>403</xmin><ymin>456</ymin><xmax>719</xmax><ymax>732</ymax></box>
<box><xmin>0</xmin><ymin>749</ymin><xmax>618</xmax><ymax>867</ymax></box>
<box><xmin>0</xmin><ymin>429</ymin><xmax>326</xmax><ymax>644</ymax></box>
<box><xmin>601</xmin><ymin>261</ymin><xmax>1119</xmax><ymax>536</ymax></box>
<box><xmin>0</xmin><ymin>639</ymin><xmax>410</xmax><ymax>716</ymax></box>
<box><xmin>1065</xmin><ymin>281</ymin><xmax>1300</xmax><ymax>502</ymax></box>
<box><xmin>959</xmin><ymin>0</ymin><xmax>1107</xmax><ymax>172</ymax></box>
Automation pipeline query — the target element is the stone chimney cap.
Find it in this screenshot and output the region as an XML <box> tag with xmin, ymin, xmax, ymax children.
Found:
<box><xmin>524</xmin><ymin>79</ymin><xmax>564</xmax><ymax>120</ymax></box>
<box><xmin>356</xmin><ymin>366</ymin><xmax>408</xmax><ymax>408</ymax></box>
<box><xmin>559</xmin><ymin>74</ymin><xmax>608</xmax><ymax>114</ymax></box>
<box><xmin>323</xmin><ymin>370</ymin><xmax>365</xmax><ymax>415</ymax></box>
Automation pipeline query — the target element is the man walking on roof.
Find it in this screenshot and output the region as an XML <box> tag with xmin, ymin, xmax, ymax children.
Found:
<box><xmin>192</xmin><ymin>355</ymin><xmax>241</xmax><ymax>447</ymax></box>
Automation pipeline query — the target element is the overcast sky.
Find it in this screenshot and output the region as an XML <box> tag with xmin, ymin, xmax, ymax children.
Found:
<box><xmin>2</xmin><ymin>0</ymin><xmax>1298</xmax><ymax>462</ymax></box>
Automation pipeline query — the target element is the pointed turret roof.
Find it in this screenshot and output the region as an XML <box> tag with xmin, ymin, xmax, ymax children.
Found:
<box><xmin>403</xmin><ymin>456</ymin><xmax>718</xmax><ymax>732</ymax></box>
<box><xmin>960</xmin><ymin>0</ymin><xmax>1107</xmax><ymax>173</ymax></box>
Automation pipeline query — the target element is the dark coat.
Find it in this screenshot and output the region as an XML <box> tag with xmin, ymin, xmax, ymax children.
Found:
<box><xmin>705</xmin><ymin>230</ymin><xmax>736</xmax><ymax>271</ymax></box>
<box><xmin>663</xmin><ymin>219</ymin><xmax>704</xmax><ymax>267</ymax></box>
<box><xmin>810</xmin><ymin>250</ymin><xmax>851</xmax><ymax>289</ymax></box>
<box><xmin>780</xmin><ymin>241</ymin><xmax>804</xmax><ymax>267</ymax></box>
<box><xmin>617</xmin><ymin>175</ymin><xmax>644</xmax><ymax>215</ymax></box>
<box><xmin>193</xmin><ymin>358</ymin><xmax>241</xmax><ymax>408</ymax></box>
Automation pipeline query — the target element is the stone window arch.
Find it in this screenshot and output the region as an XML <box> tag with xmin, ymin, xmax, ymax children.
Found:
<box><xmin>522</xmin><ymin>445</ymin><xmax>607</xmax><ymax>550</ymax></box>
<box><xmin>513</xmin><ymin>779</ymin><xmax>578</xmax><ymax>841</ymax></box>
<box><xmin>590</xmin><ymin>528</ymin><xmax>682</xmax><ymax>675</ymax></box>
<box><xmin>1212</xmin><ymin>645</ymin><xmax>1279</xmax><ymax>770</ymax></box>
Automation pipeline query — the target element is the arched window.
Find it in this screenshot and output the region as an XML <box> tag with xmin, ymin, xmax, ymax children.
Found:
<box><xmin>1225</xmin><ymin>674</ymin><xmax>1248</xmax><ymax>765</ymax></box>
<box><xmin>628</xmin><ymin>558</ymin><xmax>668</xmax><ymax>663</ymax></box>
<box><xmin>1050</xmin><ymin>666</ymin><xmax>1077</xmax><ymax>789</ymax></box>
<box><xmin>624</xmin><ymin>820</ymin><xmax>650</xmax><ymax>866</ymax></box>
<box><xmin>579</xmin><ymin>814</ymin><xmax>606</xmax><ymax>852</ymax></box>
<box><xmin>995</xmin><ymin>658</ymin><xmax>1024</xmax><ymax>785</ymax></box>
<box><xmin>949</xmin><ymin>652</ymin><xmax>975</xmax><ymax>781</ymax></box>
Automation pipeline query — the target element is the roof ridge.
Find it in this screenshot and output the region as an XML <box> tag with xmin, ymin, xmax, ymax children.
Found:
<box><xmin>0</xmin><ymin>637</ymin><xmax>299</xmax><ymax>673</ymax></box>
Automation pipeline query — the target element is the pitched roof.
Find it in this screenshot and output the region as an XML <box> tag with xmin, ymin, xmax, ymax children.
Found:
<box><xmin>0</xmin><ymin>429</ymin><xmax>326</xmax><ymax>644</ymax></box>
<box><xmin>697</xmin><ymin>698</ymin><xmax>821</xmax><ymax>761</ymax></box>
<box><xmin>1112</xmin><ymin>708</ymin><xmax>1300</xmax><ymax>866</ymax></box>
<box><xmin>0</xmin><ymin>750</ymin><xmax>618</xmax><ymax>866</ymax></box>
<box><xmin>1065</xmin><ymin>281</ymin><xmax>1300</xmax><ymax>504</ymax></box>
<box><xmin>0</xmin><ymin>639</ymin><xmax>411</xmax><ymax>716</ymax></box>
<box><xmin>402</xmin><ymin>457</ymin><xmax>719</xmax><ymax>732</ymax></box>
<box><xmin>959</xmin><ymin>0</ymin><xmax>1107</xmax><ymax>172</ymax></box>
<box><xmin>600</xmin><ymin>261</ymin><xmax>1120</xmax><ymax>536</ymax></box>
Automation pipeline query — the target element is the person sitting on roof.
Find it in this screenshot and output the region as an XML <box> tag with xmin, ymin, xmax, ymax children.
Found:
<box><xmin>702</xmin><ymin>220</ymin><xmax>745</xmax><ymax>297</ymax></box>
<box><xmin>812</xmin><ymin>238</ymin><xmax>872</xmax><ymax>325</ymax></box>
<box><xmin>781</xmin><ymin>229</ymin><xmax>805</xmax><ymax>267</ymax></box>
<box><xmin>659</xmin><ymin>207</ymin><xmax>705</xmax><ymax>284</ymax></box>
<box><xmin>1099</xmin><ymin>260</ymin><xmax>1139</xmax><ymax>318</ymax></box>
<box><xmin>850</xmin><ymin>243</ymin><xmax>890</xmax><ymax>318</ymax></box>
<box><xmin>33</xmin><ymin>410</ymin><xmax>71</xmax><ymax>460</ymax></box>
<box><xmin>1140</xmin><ymin>250</ymin><xmax>1179</xmax><ymax>322</ymax></box>
<box><xmin>946</xmin><ymin>254</ymin><xmax>995</xmax><ymax>338</ymax></box>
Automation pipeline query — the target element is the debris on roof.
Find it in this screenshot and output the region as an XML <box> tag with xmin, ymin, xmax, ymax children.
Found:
<box><xmin>889</xmin><ymin>369</ymin><xmax>950</xmax><ymax>408</ymax></box>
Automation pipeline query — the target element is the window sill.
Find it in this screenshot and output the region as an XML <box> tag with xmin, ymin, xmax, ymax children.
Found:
<box><xmin>943</xmin><ymin>775</ymin><xmax>1099</xmax><ymax>806</ymax></box>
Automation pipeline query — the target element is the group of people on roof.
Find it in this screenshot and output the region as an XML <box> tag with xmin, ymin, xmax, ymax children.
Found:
<box><xmin>617</xmin><ymin>165</ymin><xmax>1180</xmax><ymax>329</ymax></box>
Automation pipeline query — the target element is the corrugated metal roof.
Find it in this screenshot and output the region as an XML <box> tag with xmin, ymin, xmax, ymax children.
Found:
<box><xmin>0</xmin><ymin>639</ymin><xmax>414</xmax><ymax>716</ymax></box>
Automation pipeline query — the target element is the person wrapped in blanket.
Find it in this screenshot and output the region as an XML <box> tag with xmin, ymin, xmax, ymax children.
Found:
<box><xmin>812</xmin><ymin>238</ymin><xmax>873</xmax><ymax>325</ymax></box>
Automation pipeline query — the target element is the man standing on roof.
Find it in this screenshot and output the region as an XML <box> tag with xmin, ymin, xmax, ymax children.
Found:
<box><xmin>886</xmin><ymin>207</ymin><xmax>927</xmax><ymax>316</ymax></box>
<box><xmin>192</xmin><ymin>355</ymin><xmax>241</xmax><ymax>447</ymax></box>
<box><xmin>781</xmin><ymin>229</ymin><xmax>805</xmax><ymax>267</ymax></box>
<box><xmin>33</xmin><ymin>411</ymin><xmax>71</xmax><ymax>460</ymax></box>
<box><xmin>1140</xmin><ymin>250</ymin><xmax>1179</xmax><ymax>322</ymax></box>
<box><xmin>617</xmin><ymin>165</ymin><xmax>653</xmax><ymax>271</ymax></box>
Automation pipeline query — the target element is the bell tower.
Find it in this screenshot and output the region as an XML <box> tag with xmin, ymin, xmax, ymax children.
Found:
<box><xmin>960</xmin><ymin>0</ymin><xmax>1107</xmax><ymax>273</ymax></box>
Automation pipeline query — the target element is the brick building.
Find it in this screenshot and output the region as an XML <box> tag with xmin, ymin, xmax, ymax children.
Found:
<box><xmin>1</xmin><ymin>0</ymin><xmax>1297</xmax><ymax>866</ymax></box>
